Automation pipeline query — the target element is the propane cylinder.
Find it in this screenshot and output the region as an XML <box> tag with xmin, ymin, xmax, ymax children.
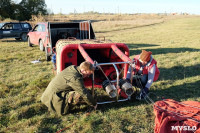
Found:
<box><xmin>119</xmin><ymin>79</ymin><xmax>134</xmax><ymax>96</ymax></box>
<box><xmin>102</xmin><ymin>80</ymin><xmax>117</xmax><ymax>98</ymax></box>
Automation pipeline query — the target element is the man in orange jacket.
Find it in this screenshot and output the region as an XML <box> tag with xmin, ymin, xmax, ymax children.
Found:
<box><xmin>126</xmin><ymin>50</ymin><xmax>159</xmax><ymax>100</ymax></box>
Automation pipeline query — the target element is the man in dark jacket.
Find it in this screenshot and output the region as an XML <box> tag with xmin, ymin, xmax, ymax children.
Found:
<box><xmin>41</xmin><ymin>61</ymin><xmax>96</xmax><ymax>115</ymax></box>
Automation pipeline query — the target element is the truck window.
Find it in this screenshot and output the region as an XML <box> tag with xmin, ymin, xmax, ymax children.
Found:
<box><xmin>37</xmin><ymin>25</ymin><xmax>43</xmax><ymax>32</ymax></box>
<box><xmin>3</xmin><ymin>24</ymin><xmax>13</xmax><ymax>29</ymax></box>
<box><xmin>33</xmin><ymin>25</ymin><xmax>39</xmax><ymax>31</ymax></box>
<box><xmin>21</xmin><ymin>23</ymin><xmax>29</xmax><ymax>28</ymax></box>
<box><xmin>41</xmin><ymin>24</ymin><xmax>46</xmax><ymax>32</ymax></box>
<box><xmin>13</xmin><ymin>24</ymin><xmax>21</xmax><ymax>29</ymax></box>
<box><xmin>0</xmin><ymin>23</ymin><xmax>5</xmax><ymax>28</ymax></box>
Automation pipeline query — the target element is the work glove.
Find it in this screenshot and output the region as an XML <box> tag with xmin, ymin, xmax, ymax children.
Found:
<box><xmin>136</xmin><ymin>87</ymin><xmax>149</xmax><ymax>100</ymax></box>
<box><xmin>125</xmin><ymin>78</ymin><xmax>131</xmax><ymax>83</ymax></box>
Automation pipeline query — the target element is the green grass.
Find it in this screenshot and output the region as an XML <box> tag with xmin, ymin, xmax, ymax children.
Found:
<box><xmin>0</xmin><ymin>15</ymin><xmax>200</xmax><ymax>133</ymax></box>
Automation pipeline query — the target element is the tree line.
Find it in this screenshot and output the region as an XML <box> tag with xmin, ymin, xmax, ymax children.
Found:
<box><xmin>0</xmin><ymin>0</ymin><xmax>48</xmax><ymax>21</ymax></box>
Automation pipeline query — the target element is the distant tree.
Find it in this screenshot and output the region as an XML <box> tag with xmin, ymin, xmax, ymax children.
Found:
<box><xmin>17</xmin><ymin>0</ymin><xmax>48</xmax><ymax>20</ymax></box>
<box><xmin>0</xmin><ymin>0</ymin><xmax>15</xmax><ymax>19</ymax></box>
<box><xmin>0</xmin><ymin>0</ymin><xmax>48</xmax><ymax>21</ymax></box>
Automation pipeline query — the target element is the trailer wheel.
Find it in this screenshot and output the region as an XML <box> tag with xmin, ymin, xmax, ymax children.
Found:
<box><xmin>28</xmin><ymin>37</ymin><xmax>32</xmax><ymax>47</ymax></box>
<box><xmin>39</xmin><ymin>40</ymin><xmax>44</xmax><ymax>51</ymax></box>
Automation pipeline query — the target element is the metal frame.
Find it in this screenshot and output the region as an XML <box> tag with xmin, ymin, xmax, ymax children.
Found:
<box><xmin>92</xmin><ymin>61</ymin><xmax>133</xmax><ymax>105</ymax></box>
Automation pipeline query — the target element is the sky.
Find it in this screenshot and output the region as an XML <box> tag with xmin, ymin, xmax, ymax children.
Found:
<box><xmin>15</xmin><ymin>0</ymin><xmax>200</xmax><ymax>15</ymax></box>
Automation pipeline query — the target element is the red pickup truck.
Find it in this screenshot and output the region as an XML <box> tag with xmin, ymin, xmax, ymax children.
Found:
<box><xmin>27</xmin><ymin>21</ymin><xmax>95</xmax><ymax>60</ymax></box>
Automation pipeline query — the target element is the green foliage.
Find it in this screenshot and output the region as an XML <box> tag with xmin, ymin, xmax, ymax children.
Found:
<box><xmin>18</xmin><ymin>0</ymin><xmax>48</xmax><ymax>20</ymax></box>
<box><xmin>0</xmin><ymin>0</ymin><xmax>15</xmax><ymax>19</ymax></box>
<box><xmin>0</xmin><ymin>0</ymin><xmax>48</xmax><ymax>21</ymax></box>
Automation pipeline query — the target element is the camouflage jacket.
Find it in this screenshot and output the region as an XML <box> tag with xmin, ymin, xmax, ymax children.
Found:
<box><xmin>41</xmin><ymin>65</ymin><xmax>96</xmax><ymax>114</ymax></box>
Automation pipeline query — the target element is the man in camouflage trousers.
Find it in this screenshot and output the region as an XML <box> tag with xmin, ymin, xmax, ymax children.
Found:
<box><xmin>41</xmin><ymin>61</ymin><xmax>97</xmax><ymax>116</ymax></box>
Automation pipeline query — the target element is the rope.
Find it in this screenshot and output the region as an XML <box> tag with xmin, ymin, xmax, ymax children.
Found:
<box><xmin>56</xmin><ymin>121</ymin><xmax>77</xmax><ymax>133</ymax></box>
<box><xmin>161</xmin><ymin>99</ymin><xmax>200</xmax><ymax>117</ymax></box>
<box><xmin>163</xmin><ymin>99</ymin><xmax>200</xmax><ymax>110</ymax></box>
<box><xmin>145</xmin><ymin>95</ymin><xmax>198</xmax><ymax>133</ymax></box>
<box><xmin>134</xmin><ymin>76</ymin><xmax>199</xmax><ymax>132</ymax></box>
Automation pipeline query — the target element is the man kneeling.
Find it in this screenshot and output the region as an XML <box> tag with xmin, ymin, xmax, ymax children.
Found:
<box><xmin>41</xmin><ymin>61</ymin><xmax>97</xmax><ymax>116</ymax></box>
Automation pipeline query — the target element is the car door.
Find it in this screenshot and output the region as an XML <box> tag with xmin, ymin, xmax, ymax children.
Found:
<box><xmin>35</xmin><ymin>24</ymin><xmax>44</xmax><ymax>45</ymax></box>
<box><xmin>12</xmin><ymin>23</ymin><xmax>22</xmax><ymax>38</ymax></box>
<box><xmin>40</xmin><ymin>24</ymin><xmax>48</xmax><ymax>46</ymax></box>
<box><xmin>29</xmin><ymin>25</ymin><xmax>41</xmax><ymax>45</ymax></box>
<box><xmin>1</xmin><ymin>23</ymin><xmax>14</xmax><ymax>38</ymax></box>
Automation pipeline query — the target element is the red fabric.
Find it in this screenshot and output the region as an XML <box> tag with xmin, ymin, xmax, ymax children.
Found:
<box><xmin>83</xmin><ymin>66</ymin><xmax>117</xmax><ymax>88</ymax></box>
<box><xmin>154</xmin><ymin>99</ymin><xmax>200</xmax><ymax>133</ymax></box>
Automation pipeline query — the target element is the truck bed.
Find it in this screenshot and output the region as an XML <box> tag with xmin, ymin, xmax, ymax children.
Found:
<box><xmin>50</xmin><ymin>28</ymin><xmax>79</xmax><ymax>48</ymax></box>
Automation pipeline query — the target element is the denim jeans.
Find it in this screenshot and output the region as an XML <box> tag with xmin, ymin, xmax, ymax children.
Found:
<box><xmin>132</xmin><ymin>74</ymin><xmax>148</xmax><ymax>89</ymax></box>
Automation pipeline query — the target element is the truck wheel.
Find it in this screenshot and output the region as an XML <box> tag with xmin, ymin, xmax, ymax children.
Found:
<box><xmin>28</xmin><ymin>37</ymin><xmax>32</xmax><ymax>47</ymax></box>
<box><xmin>39</xmin><ymin>40</ymin><xmax>44</xmax><ymax>51</ymax></box>
<box><xmin>21</xmin><ymin>33</ymin><xmax>27</xmax><ymax>41</ymax></box>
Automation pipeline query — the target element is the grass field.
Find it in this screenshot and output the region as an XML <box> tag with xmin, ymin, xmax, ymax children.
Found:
<box><xmin>0</xmin><ymin>15</ymin><xmax>200</xmax><ymax>133</ymax></box>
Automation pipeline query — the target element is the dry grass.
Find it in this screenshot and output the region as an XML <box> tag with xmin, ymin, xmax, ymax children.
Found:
<box><xmin>0</xmin><ymin>14</ymin><xmax>200</xmax><ymax>133</ymax></box>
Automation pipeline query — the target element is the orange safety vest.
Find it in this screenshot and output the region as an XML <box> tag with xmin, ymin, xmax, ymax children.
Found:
<box><xmin>133</xmin><ymin>55</ymin><xmax>160</xmax><ymax>81</ymax></box>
